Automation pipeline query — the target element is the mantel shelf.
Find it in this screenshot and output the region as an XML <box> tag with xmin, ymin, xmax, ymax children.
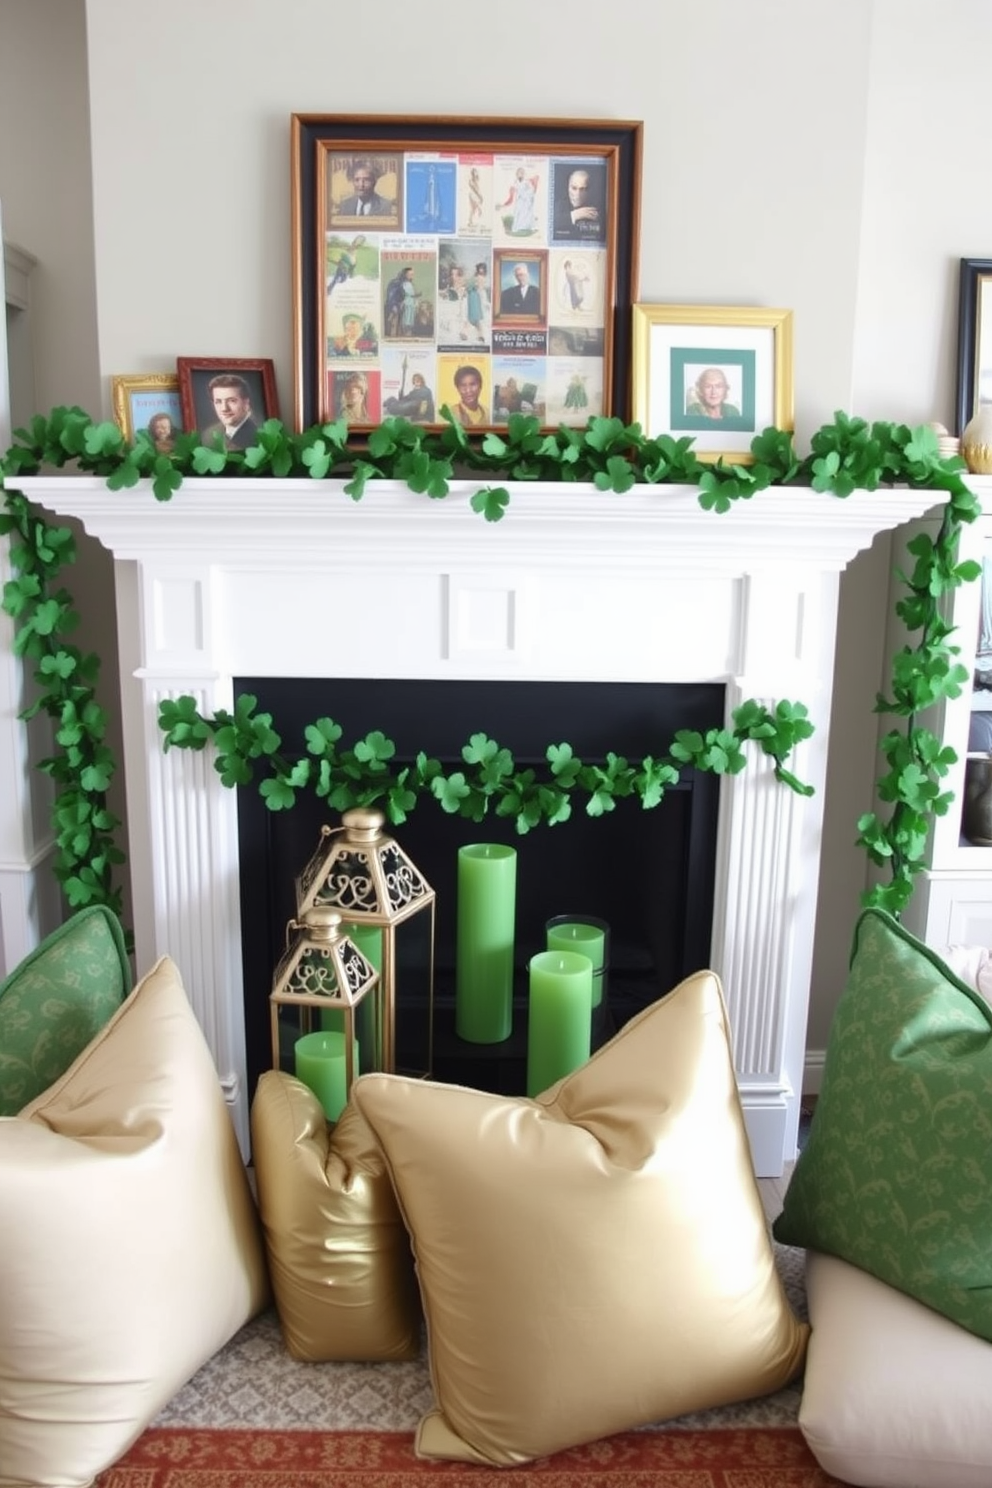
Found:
<box><xmin>15</xmin><ymin>476</ymin><xmax>949</xmax><ymax>574</ymax></box>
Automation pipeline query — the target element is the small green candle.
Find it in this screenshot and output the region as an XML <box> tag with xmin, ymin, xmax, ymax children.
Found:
<box><xmin>526</xmin><ymin>950</ymin><xmax>593</xmax><ymax>1097</ymax></box>
<box><xmin>294</xmin><ymin>1030</ymin><xmax>359</xmax><ymax>1122</ymax></box>
<box><xmin>456</xmin><ymin>843</ymin><xmax>517</xmax><ymax>1043</ymax></box>
<box><xmin>546</xmin><ymin>920</ymin><xmax>606</xmax><ymax>1007</ymax></box>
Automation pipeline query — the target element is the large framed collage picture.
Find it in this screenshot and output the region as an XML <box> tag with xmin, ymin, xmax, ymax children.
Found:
<box><xmin>291</xmin><ymin>115</ymin><xmax>642</xmax><ymax>434</ymax></box>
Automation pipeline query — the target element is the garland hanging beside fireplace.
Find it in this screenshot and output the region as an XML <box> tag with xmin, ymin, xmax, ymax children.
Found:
<box><xmin>0</xmin><ymin>406</ymin><xmax>981</xmax><ymax>930</ymax></box>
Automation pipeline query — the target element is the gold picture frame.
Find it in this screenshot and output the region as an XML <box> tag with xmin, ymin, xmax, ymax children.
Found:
<box><xmin>111</xmin><ymin>373</ymin><xmax>184</xmax><ymax>453</ymax></box>
<box><xmin>631</xmin><ymin>305</ymin><xmax>794</xmax><ymax>464</ymax></box>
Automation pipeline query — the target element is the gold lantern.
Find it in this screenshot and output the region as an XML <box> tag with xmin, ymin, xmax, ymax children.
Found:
<box><xmin>294</xmin><ymin>807</ymin><xmax>435</xmax><ymax>1076</ymax></box>
<box><xmin>269</xmin><ymin>905</ymin><xmax>381</xmax><ymax>1111</ymax></box>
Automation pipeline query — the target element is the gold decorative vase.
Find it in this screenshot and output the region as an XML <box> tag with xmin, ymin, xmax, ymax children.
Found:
<box><xmin>961</xmin><ymin>406</ymin><xmax>992</xmax><ymax>474</ymax></box>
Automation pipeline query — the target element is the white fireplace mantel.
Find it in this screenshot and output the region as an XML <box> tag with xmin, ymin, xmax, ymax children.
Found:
<box><xmin>16</xmin><ymin>476</ymin><xmax>945</xmax><ymax>1174</ymax></box>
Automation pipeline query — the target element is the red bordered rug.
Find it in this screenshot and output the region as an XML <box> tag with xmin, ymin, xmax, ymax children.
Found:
<box><xmin>93</xmin><ymin>1425</ymin><xmax>846</xmax><ymax>1484</ymax></box>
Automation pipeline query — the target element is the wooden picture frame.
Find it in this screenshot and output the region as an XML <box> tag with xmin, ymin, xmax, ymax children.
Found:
<box><xmin>111</xmin><ymin>372</ymin><xmax>184</xmax><ymax>452</ymax></box>
<box><xmin>291</xmin><ymin>114</ymin><xmax>642</xmax><ymax>433</ymax></box>
<box><xmin>176</xmin><ymin>357</ymin><xmax>279</xmax><ymax>449</ymax></box>
<box><xmin>956</xmin><ymin>257</ymin><xmax>992</xmax><ymax>436</ymax></box>
<box><xmin>631</xmin><ymin>305</ymin><xmax>794</xmax><ymax>465</ymax></box>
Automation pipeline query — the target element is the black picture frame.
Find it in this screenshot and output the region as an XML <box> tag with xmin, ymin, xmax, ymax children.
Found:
<box><xmin>956</xmin><ymin>257</ymin><xmax>992</xmax><ymax>436</ymax></box>
<box><xmin>291</xmin><ymin>114</ymin><xmax>642</xmax><ymax>434</ymax></box>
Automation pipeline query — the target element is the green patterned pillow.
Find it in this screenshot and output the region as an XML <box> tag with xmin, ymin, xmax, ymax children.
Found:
<box><xmin>774</xmin><ymin>907</ymin><xmax>992</xmax><ymax>1341</ymax></box>
<box><xmin>0</xmin><ymin>906</ymin><xmax>131</xmax><ymax>1115</ymax></box>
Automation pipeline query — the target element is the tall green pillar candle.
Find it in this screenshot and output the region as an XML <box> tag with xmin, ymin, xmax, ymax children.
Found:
<box><xmin>526</xmin><ymin>950</ymin><xmax>593</xmax><ymax>1097</ymax></box>
<box><xmin>320</xmin><ymin>926</ymin><xmax>382</xmax><ymax>1065</ymax></box>
<box><xmin>456</xmin><ymin>843</ymin><xmax>517</xmax><ymax>1043</ymax></box>
<box><xmin>320</xmin><ymin>996</ymin><xmax>379</xmax><ymax>1070</ymax></box>
<box><xmin>546</xmin><ymin>920</ymin><xmax>606</xmax><ymax>1007</ymax></box>
<box><xmin>345</xmin><ymin>922</ymin><xmax>383</xmax><ymax>1069</ymax></box>
<box><xmin>294</xmin><ymin>1030</ymin><xmax>359</xmax><ymax>1122</ymax></box>
<box><xmin>343</xmin><ymin>923</ymin><xmax>383</xmax><ymax>972</ymax></box>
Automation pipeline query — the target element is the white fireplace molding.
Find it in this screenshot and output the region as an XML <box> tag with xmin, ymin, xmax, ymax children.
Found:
<box><xmin>16</xmin><ymin>477</ymin><xmax>944</xmax><ymax>1175</ymax></box>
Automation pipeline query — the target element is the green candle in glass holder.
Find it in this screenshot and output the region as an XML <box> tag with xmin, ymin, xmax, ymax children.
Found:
<box><xmin>546</xmin><ymin>916</ymin><xmax>608</xmax><ymax>1007</ymax></box>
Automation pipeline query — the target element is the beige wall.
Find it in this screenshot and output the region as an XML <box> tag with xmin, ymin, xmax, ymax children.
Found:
<box><xmin>0</xmin><ymin>0</ymin><xmax>99</xmax><ymax>410</ymax></box>
<box><xmin>1</xmin><ymin>0</ymin><xmax>987</xmax><ymax>1052</ymax></box>
<box><xmin>0</xmin><ymin>0</ymin><xmax>126</xmax><ymax>929</ymax></box>
<box><xmin>81</xmin><ymin>0</ymin><xmax>873</xmax><ymax>440</ymax></box>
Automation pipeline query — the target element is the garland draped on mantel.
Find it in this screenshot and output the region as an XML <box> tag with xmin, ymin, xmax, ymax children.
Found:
<box><xmin>0</xmin><ymin>405</ymin><xmax>981</xmax><ymax>934</ymax></box>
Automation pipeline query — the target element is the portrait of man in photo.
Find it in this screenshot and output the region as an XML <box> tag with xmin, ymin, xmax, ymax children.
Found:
<box><xmin>498</xmin><ymin>260</ymin><xmax>543</xmax><ymax>318</ymax></box>
<box><xmin>552</xmin><ymin>161</ymin><xmax>607</xmax><ymax>243</ymax></box>
<box><xmin>329</xmin><ymin>154</ymin><xmax>400</xmax><ymax>226</ymax></box>
<box><xmin>197</xmin><ymin>372</ymin><xmax>260</xmax><ymax>450</ymax></box>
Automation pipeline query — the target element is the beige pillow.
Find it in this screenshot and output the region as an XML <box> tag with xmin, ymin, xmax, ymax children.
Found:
<box><xmin>801</xmin><ymin>1250</ymin><xmax>992</xmax><ymax>1488</ymax></box>
<box><xmin>250</xmin><ymin>1070</ymin><xmax>421</xmax><ymax>1361</ymax></box>
<box><xmin>353</xmin><ymin>970</ymin><xmax>809</xmax><ymax>1466</ymax></box>
<box><xmin>0</xmin><ymin>955</ymin><xmax>270</xmax><ymax>1488</ymax></box>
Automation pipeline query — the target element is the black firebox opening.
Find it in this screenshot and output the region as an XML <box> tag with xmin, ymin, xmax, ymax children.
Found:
<box><xmin>236</xmin><ymin>678</ymin><xmax>723</xmax><ymax>1101</ymax></box>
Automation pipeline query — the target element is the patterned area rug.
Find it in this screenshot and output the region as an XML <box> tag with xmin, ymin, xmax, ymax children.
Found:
<box><xmin>152</xmin><ymin>1242</ymin><xmax>808</xmax><ymax>1434</ymax></box>
<box><xmin>95</xmin><ymin>1425</ymin><xmax>846</xmax><ymax>1484</ymax></box>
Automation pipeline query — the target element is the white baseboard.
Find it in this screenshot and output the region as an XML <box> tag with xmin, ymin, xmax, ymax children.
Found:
<box><xmin>803</xmin><ymin>1049</ymin><xmax>826</xmax><ymax>1097</ymax></box>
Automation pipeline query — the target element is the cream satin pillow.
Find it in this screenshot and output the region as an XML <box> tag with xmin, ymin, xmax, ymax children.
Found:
<box><xmin>353</xmin><ymin>970</ymin><xmax>809</xmax><ymax>1466</ymax></box>
<box><xmin>0</xmin><ymin>955</ymin><xmax>270</xmax><ymax>1488</ymax></box>
<box><xmin>801</xmin><ymin>1251</ymin><xmax>992</xmax><ymax>1488</ymax></box>
<box><xmin>251</xmin><ymin>1071</ymin><xmax>421</xmax><ymax>1361</ymax></box>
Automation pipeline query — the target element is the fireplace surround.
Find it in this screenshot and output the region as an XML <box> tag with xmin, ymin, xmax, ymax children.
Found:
<box><xmin>16</xmin><ymin>475</ymin><xmax>944</xmax><ymax>1175</ymax></box>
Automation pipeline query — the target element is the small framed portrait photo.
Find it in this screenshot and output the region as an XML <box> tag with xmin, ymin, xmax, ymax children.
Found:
<box><xmin>176</xmin><ymin>357</ymin><xmax>279</xmax><ymax>450</ymax></box>
<box><xmin>111</xmin><ymin>373</ymin><xmax>184</xmax><ymax>453</ymax></box>
<box><xmin>493</xmin><ymin>250</ymin><xmax>547</xmax><ymax>324</ymax></box>
<box><xmin>631</xmin><ymin>305</ymin><xmax>794</xmax><ymax>464</ymax></box>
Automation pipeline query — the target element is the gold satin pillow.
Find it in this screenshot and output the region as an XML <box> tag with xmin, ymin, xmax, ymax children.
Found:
<box><xmin>353</xmin><ymin>971</ymin><xmax>809</xmax><ymax>1466</ymax></box>
<box><xmin>0</xmin><ymin>955</ymin><xmax>270</xmax><ymax>1488</ymax></box>
<box><xmin>250</xmin><ymin>1071</ymin><xmax>421</xmax><ymax>1361</ymax></box>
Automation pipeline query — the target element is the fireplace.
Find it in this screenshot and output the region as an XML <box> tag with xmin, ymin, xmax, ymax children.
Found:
<box><xmin>235</xmin><ymin>675</ymin><xmax>724</xmax><ymax>1098</ymax></box>
<box><xmin>17</xmin><ymin>474</ymin><xmax>944</xmax><ymax>1175</ymax></box>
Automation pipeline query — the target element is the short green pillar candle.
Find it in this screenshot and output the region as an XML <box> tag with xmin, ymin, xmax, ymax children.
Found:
<box><xmin>526</xmin><ymin>949</ymin><xmax>593</xmax><ymax>1097</ymax></box>
<box><xmin>455</xmin><ymin>843</ymin><xmax>517</xmax><ymax>1043</ymax></box>
<box><xmin>294</xmin><ymin>1029</ymin><xmax>359</xmax><ymax>1123</ymax></box>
